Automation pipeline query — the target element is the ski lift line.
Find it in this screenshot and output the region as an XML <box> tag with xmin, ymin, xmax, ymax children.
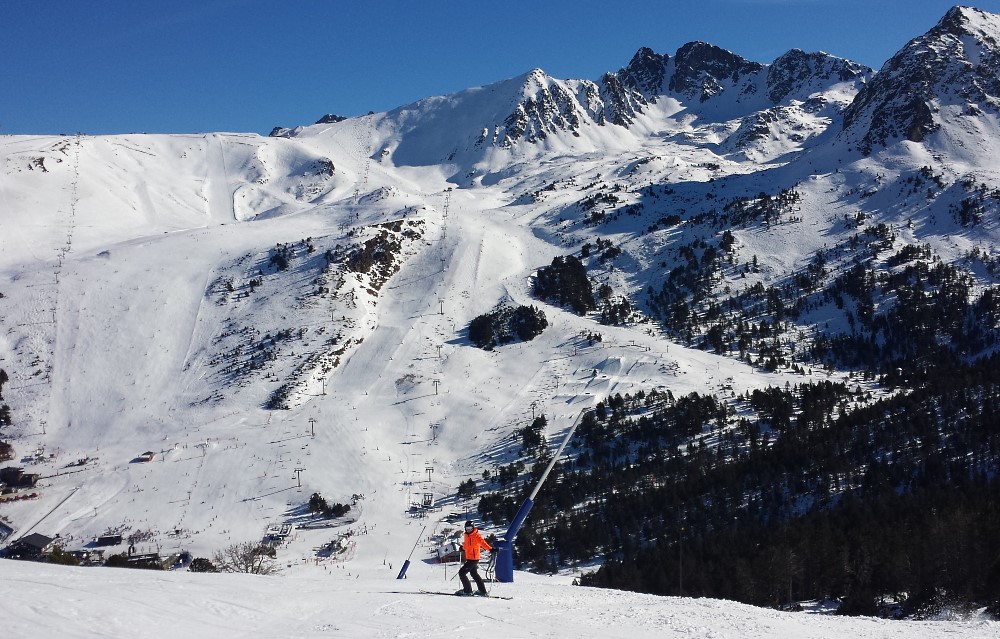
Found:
<box><xmin>29</xmin><ymin>135</ymin><xmax>81</xmax><ymax>440</ymax></box>
<box><xmin>15</xmin><ymin>486</ymin><xmax>81</xmax><ymax>541</ymax></box>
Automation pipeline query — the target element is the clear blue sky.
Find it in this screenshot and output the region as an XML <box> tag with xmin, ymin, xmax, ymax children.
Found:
<box><xmin>3</xmin><ymin>0</ymin><xmax>998</xmax><ymax>135</ymax></box>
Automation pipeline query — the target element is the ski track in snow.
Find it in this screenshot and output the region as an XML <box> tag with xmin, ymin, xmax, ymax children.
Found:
<box><xmin>2</xmin><ymin>560</ymin><xmax>997</xmax><ymax>639</ymax></box>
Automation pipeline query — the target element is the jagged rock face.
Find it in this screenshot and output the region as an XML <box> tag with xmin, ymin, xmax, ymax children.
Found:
<box><xmin>729</xmin><ymin>106</ymin><xmax>798</xmax><ymax>146</ymax></box>
<box><xmin>669</xmin><ymin>41</ymin><xmax>764</xmax><ymax>102</ymax></box>
<box><xmin>489</xmin><ymin>68</ymin><xmax>655</xmax><ymax>146</ymax></box>
<box><xmin>766</xmin><ymin>49</ymin><xmax>872</xmax><ymax>103</ymax></box>
<box><xmin>499</xmin><ymin>72</ymin><xmax>589</xmax><ymax>145</ymax></box>
<box><xmin>599</xmin><ymin>72</ymin><xmax>649</xmax><ymax>127</ymax></box>
<box><xmin>617</xmin><ymin>47</ymin><xmax>670</xmax><ymax>98</ymax></box>
<box><xmin>722</xmin><ymin>50</ymin><xmax>872</xmax><ymax>161</ymax></box>
<box><xmin>843</xmin><ymin>6</ymin><xmax>1000</xmax><ymax>155</ymax></box>
<box><xmin>369</xmin><ymin>41</ymin><xmax>869</xmax><ymax>160</ymax></box>
<box><xmin>588</xmin><ymin>47</ymin><xmax>670</xmax><ymax>128</ymax></box>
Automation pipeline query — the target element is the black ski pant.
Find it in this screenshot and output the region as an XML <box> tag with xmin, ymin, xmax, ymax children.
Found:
<box><xmin>458</xmin><ymin>559</ymin><xmax>486</xmax><ymax>593</ymax></box>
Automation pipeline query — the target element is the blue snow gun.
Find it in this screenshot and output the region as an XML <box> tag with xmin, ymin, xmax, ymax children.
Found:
<box><xmin>494</xmin><ymin>411</ymin><xmax>585</xmax><ymax>582</ymax></box>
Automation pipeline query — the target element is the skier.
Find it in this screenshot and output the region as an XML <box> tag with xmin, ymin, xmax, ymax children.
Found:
<box><xmin>456</xmin><ymin>520</ymin><xmax>492</xmax><ymax>596</ymax></box>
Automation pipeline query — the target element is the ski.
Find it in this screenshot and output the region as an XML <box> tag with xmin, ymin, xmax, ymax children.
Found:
<box><xmin>381</xmin><ymin>589</ymin><xmax>513</xmax><ymax>600</ymax></box>
<box><xmin>420</xmin><ymin>589</ymin><xmax>513</xmax><ymax>600</ymax></box>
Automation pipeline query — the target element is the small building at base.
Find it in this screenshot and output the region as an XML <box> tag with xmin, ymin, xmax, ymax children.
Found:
<box><xmin>4</xmin><ymin>533</ymin><xmax>55</xmax><ymax>560</ymax></box>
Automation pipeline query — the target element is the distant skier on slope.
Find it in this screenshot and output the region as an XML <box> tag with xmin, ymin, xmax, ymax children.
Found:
<box><xmin>456</xmin><ymin>520</ymin><xmax>492</xmax><ymax>596</ymax></box>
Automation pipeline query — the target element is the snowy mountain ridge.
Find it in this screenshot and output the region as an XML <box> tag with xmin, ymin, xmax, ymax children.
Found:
<box><xmin>275</xmin><ymin>38</ymin><xmax>871</xmax><ymax>168</ymax></box>
<box><xmin>843</xmin><ymin>5</ymin><xmax>1000</xmax><ymax>155</ymax></box>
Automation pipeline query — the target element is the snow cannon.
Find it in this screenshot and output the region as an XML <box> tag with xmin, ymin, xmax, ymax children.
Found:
<box><xmin>495</xmin><ymin>497</ymin><xmax>534</xmax><ymax>582</ymax></box>
<box><xmin>396</xmin><ymin>525</ymin><xmax>426</xmax><ymax>579</ymax></box>
<box><xmin>495</xmin><ymin>411</ymin><xmax>586</xmax><ymax>582</ymax></box>
<box><xmin>493</xmin><ymin>539</ymin><xmax>514</xmax><ymax>582</ymax></box>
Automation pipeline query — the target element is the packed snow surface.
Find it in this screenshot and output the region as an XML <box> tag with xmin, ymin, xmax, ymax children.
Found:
<box><xmin>3</xmin><ymin>560</ymin><xmax>997</xmax><ymax>639</ymax></box>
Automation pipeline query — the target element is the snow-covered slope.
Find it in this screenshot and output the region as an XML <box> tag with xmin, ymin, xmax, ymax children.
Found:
<box><xmin>3</xmin><ymin>6</ymin><xmax>1000</xmax><ymax>635</ymax></box>
<box><xmin>3</xmin><ymin>560</ymin><xmax>997</xmax><ymax>639</ymax></box>
<box><xmin>2</xmin><ymin>128</ymin><xmax>793</xmax><ymax>559</ymax></box>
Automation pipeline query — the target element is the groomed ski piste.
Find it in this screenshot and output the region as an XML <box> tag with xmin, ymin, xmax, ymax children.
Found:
<box><xmin>2</xmin><ymin>56</ymin><xmax>1000</xmax><ymax>636</ymax></box>
<box><xmin>5</xmin><ymin>558</ymin><xmax>997</xmax><ymax>639</ymax></box>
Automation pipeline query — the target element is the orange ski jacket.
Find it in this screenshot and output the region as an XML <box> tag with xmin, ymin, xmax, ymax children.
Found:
<box><xmin>461</xmin><ymin>527</ymin><xmax>492</xmax><ymax>561</ymax></box>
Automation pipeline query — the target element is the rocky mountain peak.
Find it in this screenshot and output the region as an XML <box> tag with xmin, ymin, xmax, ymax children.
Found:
<box><xmin>669</xmin><ymin>41</ymin><xmax>764</xmax><ymax>102</ymax></box>
<box><xmin>520</xmin><ymin>68</ymin><xmax>549</xmax><ymax>91</ymax></box>
<box><xmin>766</xmin><ymin>49</ymin><xmax>872</xmax><ymax>104</ymax></box>
<box><xmin>842</xmin><ymin>5</ymin><xmax>1000</xmax><ymax>155</ymax></box>
<box><xmin>315</xmin><ymin>114</ymin><xmax>348</xmax><ymax>125</ymax></box>
<box><xmin>494</xmin><ymin>69</ymin><xmax>592</xmax><ymax>146</ymax></box>
<box><xmin>935</xmin><ymin>5</ymin><xmax>995</xmax><ymax>38</ymax></box>
<box><xmin>618</xmin><ymin>46</ymin><xmax>670</xmax><ymax>98</ymax></box>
